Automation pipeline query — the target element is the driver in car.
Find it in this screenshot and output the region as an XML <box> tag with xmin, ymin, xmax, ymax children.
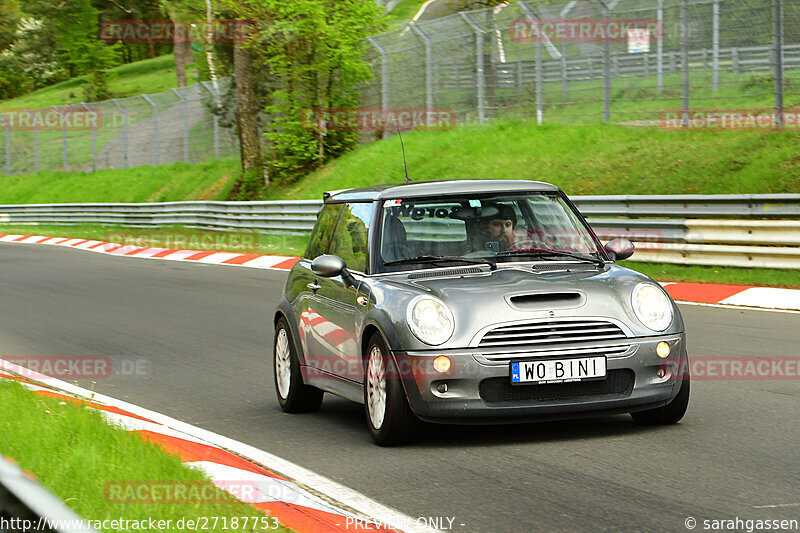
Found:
<box><xmin>473</xmin><ymin>203</ymin><xmax>518</xmax><ymax>252</ymax></box>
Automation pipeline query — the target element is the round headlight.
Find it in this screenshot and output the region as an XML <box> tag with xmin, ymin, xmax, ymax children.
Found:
<box><xmin>406</xmin><ymin>296</ymin><xmax>455</xmax><ymax>346</ymax></box>
<box><xmin>631</xmin><ymin>283</ymin><xmax>673</xmax><ymax>332</ymax></box>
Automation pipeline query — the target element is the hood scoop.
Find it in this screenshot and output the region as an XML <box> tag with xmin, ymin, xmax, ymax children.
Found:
<box><xmin>408</xmin><ymin>267</ymin><xmax>484</xmax><ymax>280</ymax></box>
<box><xmin>506</xmin><ymin>291</ymin><xmax>585</xmax><ymax>311</ymax></box>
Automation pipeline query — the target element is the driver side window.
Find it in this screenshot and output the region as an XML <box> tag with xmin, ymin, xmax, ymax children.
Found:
<box><xmin>304</xmin><ymin>204</ymin><xmax>343</xmax><ymax>260</ymax></box>
<box><xmin>329</xmin><ymin>202</ymin><xmax>373</xmax><ymax>273</ymax></box>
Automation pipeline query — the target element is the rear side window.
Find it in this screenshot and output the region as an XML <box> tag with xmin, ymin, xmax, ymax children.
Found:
<box><xmin>304</xmin><ymin>204</ymin><xmax>343</xmax><ymax>259</ymax></box>
<box><xmin>329</xmin><ymin>202</ymin><xmax>374</xmax><ymax>273</ymax></box>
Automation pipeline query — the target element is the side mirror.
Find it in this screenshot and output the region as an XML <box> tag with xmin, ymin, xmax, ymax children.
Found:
<box><xmin>604</xmin><ymin>238</ymin><xmax>634</xmax><ymax>261</ymax></box>
<box><xmin>311</xmin><ymin>255</ymin><xmax>357</xmax><ymax>288</ymax></box>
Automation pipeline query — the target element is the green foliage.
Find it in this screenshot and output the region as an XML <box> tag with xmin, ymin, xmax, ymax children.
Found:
<box><xmin>0</xmin><ymin>0</ymin><xmax>20</xmax><ymax>51</ymax></box>
<box><xmin>0</xmin><ymin>53</ymin><xmax>28</xmax><ymax>99</ymax></box>
<box><xmin>230</xmin><ymin>164</ymin><xmax>267</xmax><ymax>200</ymax></box>
<box><xmin>82</xmin><ymin>68</ymin><xmax>114</xmax><ymax>102</ymax></box>
<box><xmin>223</xmin><ymin>0</ymin><xmax>386</xmax><ymax>185</ymax></box>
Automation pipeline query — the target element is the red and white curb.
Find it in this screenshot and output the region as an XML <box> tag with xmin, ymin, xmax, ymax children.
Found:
<box><xmin>1</xmin><ymin>233</ymin><xmax>797</xmax><ymax>311</ymax></box>
<box><xmin>0</xmin><ymin>360</ymin><xmax>436</xmax><ymax>533</ymax></box>
<box><xmin>0</xmin><ymin>234</ymin><xmax>300</xmax><ymax>271</ymax></box>
<box><xmin>660</xmin><ymin>283</ymin><xmax>800</xmax><ymax>312</ymax></box>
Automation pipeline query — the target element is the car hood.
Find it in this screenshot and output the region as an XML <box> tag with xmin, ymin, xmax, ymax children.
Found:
<box><xmin>365</xmin><ymin>263</ymin><xmax>684</xmax><ymax>351</ymax></box>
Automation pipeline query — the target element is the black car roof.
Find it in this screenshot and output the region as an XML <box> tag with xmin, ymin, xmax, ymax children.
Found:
<box><xmin>324</xmin><ymin>179</ymin><xmax>561</xmax><ymax>202</ymax></box>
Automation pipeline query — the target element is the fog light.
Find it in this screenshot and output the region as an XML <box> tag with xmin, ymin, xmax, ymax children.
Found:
<box><xmin>656</xmin><ymin>341</ymin><xmax>671</xmax><ymax>358</ymax></box>
<box><xmin>433</xmin><ymin>356</ymin><xmax>451</xmax><ymax>373</ymax></box>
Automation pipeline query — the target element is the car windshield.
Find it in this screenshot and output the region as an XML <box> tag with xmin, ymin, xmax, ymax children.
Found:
<box><xmin>378</xmin><ymin>192</ymin><xmax>603</xmax><ymax>272</ymax></box>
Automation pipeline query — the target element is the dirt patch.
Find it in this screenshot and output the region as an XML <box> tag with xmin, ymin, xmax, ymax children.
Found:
<box><xmin>198</xmin><ymin>174</ymin><xmax>234</xmax><ymax>200</ymax></box>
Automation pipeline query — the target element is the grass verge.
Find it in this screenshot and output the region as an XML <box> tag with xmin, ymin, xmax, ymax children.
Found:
<box><xmin>620</xmin><ymin>260</ymin><xmax>800</xmax><ymax>289</ymax></box>
<box><xmin>0</xmin><ymin>379</ymin><xmax>289</xmax><ymax>532</ymax></box>
<box><xmin>0</xmin><ymin>158</ymin><xmax>240</xmax><ymax>204</ymax></box>
<box><xmin>1</xmin><ymin>223</ymin><xmax>795</xmax><ymax>288</ymax></box>
<box><xmin>266</xmin><ymin>121</ymin><xmax>800</xmax><ymax>200</ymax></box>
<box><xmin>0</xmin><ymin>56</ymin><xmax>194</xmax><ymax>112</ymax></box>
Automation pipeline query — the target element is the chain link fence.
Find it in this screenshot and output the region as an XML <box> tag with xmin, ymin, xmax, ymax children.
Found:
<box><xmin>0</xmin><ymin>79</ymin><xmax>239</xmax><ymax>176</ymax></box>
<box><xmin>362</xmin><ymin>0</ymin><xmax>799</xmax><ymax>126</ymax></box>
<box><xmin>0</xmin><ymin>0</ymin><xmax>797</xmax><ymax>176</ymax></box>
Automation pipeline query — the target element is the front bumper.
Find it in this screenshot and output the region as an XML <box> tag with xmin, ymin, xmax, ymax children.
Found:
<box><xmin>394</xmin><ymin>334</ymin><xmax>687</xmax><ymax>424</ymax></box>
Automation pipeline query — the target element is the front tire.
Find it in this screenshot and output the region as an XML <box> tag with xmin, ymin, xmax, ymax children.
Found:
<box><xmin>274</xmin><ymin>317</ymin><xmax>323</xmax><ymax>413</ymax></box>
<box><xmin>631</xmin><ymin>368</ymin><xmax>690</xmax><ymax>425</ymax></box>
<box><xmin>364</xmin><ymin>333</ymin><xmax>419</xmax><ymax>446</ymax></box>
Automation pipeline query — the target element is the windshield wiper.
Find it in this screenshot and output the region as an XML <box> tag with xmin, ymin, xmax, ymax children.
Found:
<box><xmin>384</xmin><ymin>255</ymin><xmax>497</xmax><ymax>270</ymax></box>
<box><xmin>495</xmin><ymin>249</ymin><xmax>606</xmax><ymax>268</ymax></box>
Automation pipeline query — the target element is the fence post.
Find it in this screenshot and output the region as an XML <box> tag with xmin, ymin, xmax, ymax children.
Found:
<box><xmin>112</xmin><ymin>99</ymin><xmax>128</xmax><ymax>169</ymax></box>
<box><xmin>559</xmin><ymin>1</ymin><xmax>577</xmax><ymax>102</ymax></box>
<box><xmin>681</xmin><ymin>0</ymin><xmax>689</xmax><ymax>127</ymax></box>
<box><xmin>171</xmin><ymin>88</ymin><xmax>190</xmax><ymax>163</ymax></box>
<box><xmin>517</xmin><ymin>2</ymin><xmax>544</xmax><ymax>124</ymax></box>
<box><xmin>0</xmin><ymin>114</ymin><xmax>8</xmax><ymax>175</ymax></box>
<box><xmin>367</xmin><ymin>37</ymin><xmax>390</xmax><ymax>135</ymax></box>
<box><xmin>460</xmin><ymin>13</ymin><xmax>485</xmax><ymax>123</ymax></box>
<box><xmin>561</xmin><ymin>41</ymin><xmax>568</xmax><ymax>102</ymax></box>
<box><xmin>200</xmin><ymin>82</ymin><xmax>221</xmax><ymax>159</ymax></box>
<box><xmin>731</xmin><ymin>48</ymin><xmax>739</xmax><ymax>74</ymax></box>
<box><xmin>657</xmin><ymin>0</ymin><xmax>663</xmax><ymax>94</ymax></box>
<box><xmin>54</xmin><ymin>106</ymin><xmax>68</xmax><ymax>171</ymax></box>
<box><xmin>81</xmin><ymin>103</ymin><xmax>97</xmax><ymax>172</ymax></box>
<box><xmin>773</xmin><ymin>0</ymin><xmax>783</xmax><ymax>128</ymax></box>
<box><xmin>142</xmin><ymin>94</ymin><xmax>159</xmax><ymax>166</ymax></box>
<box><xmin>410</xmin><ymin>23</ymin><xmax>434</xmax><ymax>120</ymax></box>
<box><xmin>712</xmin><ymin>0</ymin><xmax>720</xmax><ymax>91</ymax></box>
<box><xmin>602</xmin><ymin>3</ymin><xmax>611</xmax><ymax>122</ymax></box>
<box><xmin>24</xmin><ymin>110</ymin><xmax>38</xmax><ymax>173</ymax></box>
<box><xmin>517</xmin><ymin>43</ymin><xmax>523</xmax><ymax>103</ymax></box>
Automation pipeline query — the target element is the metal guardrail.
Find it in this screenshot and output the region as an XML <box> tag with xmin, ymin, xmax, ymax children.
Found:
<box><xmin>0</xmin><ymin>195</ymin><xmax>798</xmax><ymax>269</ymax></box>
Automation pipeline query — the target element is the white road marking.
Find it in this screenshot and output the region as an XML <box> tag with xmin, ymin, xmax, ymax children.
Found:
<box><xmin>0</xmin><ymin>359</ymin><xmax>439</xmax><ymax>533</ymax></box>
<box><xmin>753</xmin><ymin>503</ymin><xmax>800</xmax><ymax>509</ymax></box>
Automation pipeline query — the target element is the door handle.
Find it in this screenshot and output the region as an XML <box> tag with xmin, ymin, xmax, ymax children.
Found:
<box><xmin>307</xmin><ymin>282</ymin><xmax>321</xmax><ymax>291</ymax></box>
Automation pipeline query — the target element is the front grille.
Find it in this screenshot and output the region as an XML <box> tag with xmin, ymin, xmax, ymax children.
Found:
<box><xmin>479</xmin><ymin>319</ymin><xmax>628</xmax><ymax>348</ymax></box>
<box><xmin>478</xmin><ymin>344</ymin><xmax>631</xmax><ymax>363</ymax></box>
<box><xmin>479</xmin><ymin>369</ymin><xmax>635</xmax><ymax>404</ymax></box>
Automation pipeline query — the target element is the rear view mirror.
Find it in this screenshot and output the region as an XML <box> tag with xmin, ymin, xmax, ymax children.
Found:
<box><xmin>604</xmin><ymin>238</ymin><xmax>634</xmax><ymax>261</ymax></box>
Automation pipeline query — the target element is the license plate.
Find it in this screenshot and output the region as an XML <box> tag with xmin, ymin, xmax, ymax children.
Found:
<box><xmin>510</xmin><ymin>356</ymin><xmax>607</xmax><ymax>385</ymax></box>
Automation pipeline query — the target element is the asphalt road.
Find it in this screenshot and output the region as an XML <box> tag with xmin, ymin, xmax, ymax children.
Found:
<box><xmin>2</xmin><ymin>243</ymin><xmax>799</xmax><ymax>533</ymax></box>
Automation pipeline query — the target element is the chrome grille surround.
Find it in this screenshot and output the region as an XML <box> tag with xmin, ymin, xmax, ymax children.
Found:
<box><xmin>472</xmin><ymin>342</ymin><xmax>634</xmax><ymax>366</ymax></box>
<box><xmin>472</xmin><ymin>317</ymin><xmax>632</xmax><ymax>348</ymax></box>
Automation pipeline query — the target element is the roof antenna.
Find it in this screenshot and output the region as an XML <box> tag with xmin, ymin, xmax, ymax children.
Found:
<box><xmin>395</xmin><ymin>124</ymin><xmax>411</xmax><ymax>183</ymax></box>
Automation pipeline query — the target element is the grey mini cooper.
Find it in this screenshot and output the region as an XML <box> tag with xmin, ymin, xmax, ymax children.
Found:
<box><xmin>273</xmin><ymin>180</ymin><xmax>689</xmax><ymax>445</ymax></box>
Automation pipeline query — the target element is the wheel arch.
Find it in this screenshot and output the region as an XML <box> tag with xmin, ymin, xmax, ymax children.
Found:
<box><xmin>274</xmin><ymin>298</ymin><xmax>307</xmax><ymax>365</ymax></box>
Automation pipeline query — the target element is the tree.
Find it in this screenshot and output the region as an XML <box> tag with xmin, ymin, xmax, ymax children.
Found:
<box><xmin>158</xmin><ymin>1</ymin><xmax>195</xmax><ymax>87</ymax></box>
<box><xmin>233</xmin><ymin>41</ymin><xmax>262</xmax><ymax>183</ymax></box>
<box><xmin>223</xmin><ymin>0</ymin><xmax>386</xmax><ymax>189</ymax></box>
